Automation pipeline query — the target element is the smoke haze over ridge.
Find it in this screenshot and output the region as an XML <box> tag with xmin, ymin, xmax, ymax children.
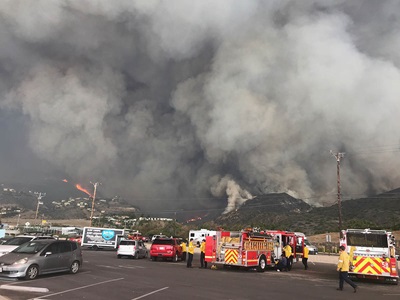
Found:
<box><xmin>1</xmin><ymin>0</ymin><xmax>400</xmax><ymax>212</ymax></box>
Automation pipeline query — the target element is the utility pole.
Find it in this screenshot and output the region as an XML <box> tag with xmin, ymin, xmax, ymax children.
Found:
<box><xmin>330</xmin><ymin>151</ymin><xmax>345</xmax><ymax>235</ymax></box>
<box><xmin>35</xmin><ymin>193</ymin><xmax>46</xmax><ymax>226</ymax></box>
<box><xmin>89</xmin><ymin>182</ymin><xmax>100</xmax><ymax>227</ymax></box>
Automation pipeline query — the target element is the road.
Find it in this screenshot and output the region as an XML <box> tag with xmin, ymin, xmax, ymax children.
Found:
<box><xmin>0</xmin><ymin>251</ymin><xmax>399</xmax><ymax>300</ymax></box>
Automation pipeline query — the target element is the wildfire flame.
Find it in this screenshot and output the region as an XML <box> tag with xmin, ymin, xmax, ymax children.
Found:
<box><xmin>186</xmin><ymin>216</ymin><xmax>202</xmax><ymax>223</ymax></box>
<box><xmin>75</xmin><ymin>184</ymin><xmax>93</xmax><ymax>197</ymax></box>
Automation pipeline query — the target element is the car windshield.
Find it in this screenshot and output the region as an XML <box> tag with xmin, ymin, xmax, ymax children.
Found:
<box><xmin>3</xmin><ymin>237</ymin><xmax>32</xmax><ymax>245</ymax></box>
<box><xmin>347</xmin><ymin>233</ymin><xmax>388</xmax><ymax>248</ymax></box>
<box><xmin>12</xmin><ymin>242</ymin><xmax>48</xmax><ymax>254</ymax></box>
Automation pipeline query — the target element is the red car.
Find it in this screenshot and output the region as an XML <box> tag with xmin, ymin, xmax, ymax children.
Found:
<box><xmin>150</xmin><ymin>238</ymin><xmax>182</xmax><ymax>262</ymax></box>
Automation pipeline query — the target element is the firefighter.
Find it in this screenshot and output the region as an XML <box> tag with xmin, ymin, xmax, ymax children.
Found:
<box><xmin>180</xmin><ymin>240</ymin><xmax>187</xmax><ymax>262</ymax></box>
<box><xmin>283</xmin><ymin>243</ymin><xmax>293</xmax><ymax>271</ymax></box>
<box><xmin>276</xmin><ymin>253</ymin><xmax>288</xmax><ymax>272</ymax></box>
<box><xmin>187</xmin><ymin>238</ymin><xmax>195</xmax><ymax>268</ymax></box>
<box><xmin>199</xmin><ymin>239</ymin><xmax>207</xmax><ymax>268</ymax></box>
<box><xmin>337</xmin><ymin>246</ymin><xmax>358</xmax><ymax>292</ymax></box>
<box><xmin>302</xmin><ymin>244</ymin><xmax>309</xmax><ymax>270</ymax></box>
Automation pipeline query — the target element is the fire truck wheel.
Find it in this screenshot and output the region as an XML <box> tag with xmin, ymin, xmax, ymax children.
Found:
<box><xmin>257</xmin><ymin>255</ymin><xmax>267</xmax><ymax>272</ymax></box>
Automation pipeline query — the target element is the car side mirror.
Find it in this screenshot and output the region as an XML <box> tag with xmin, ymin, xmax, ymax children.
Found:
<box><xmin>45</xmin><ymin>252</ymin><xmax>52</xmax><ymax>257</ymax></box>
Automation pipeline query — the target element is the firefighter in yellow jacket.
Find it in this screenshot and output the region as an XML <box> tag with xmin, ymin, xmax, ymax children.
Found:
<box><xmin>337</xmin><ymin>245</ymin><xmax>358</xmax><ymax>292</ymax></box>
<box><xmin>283</xmin><ymin>244</ymin><xmax>293</xmax><ymax>271</ymax></box>
<box><xmin>302</xmin><ymin>244</ymin><xmax>309</xmax><ymax>270</ymax></box>
<box><xmin>187</xmin><ymin>238</ymin><xmax>195</xmax><ymax>268</ymax></box>
<box><xmin>199</xmin><ymin>239</ymin><xmax>207</xmax><ymax>268</ymax></box>
<box><xmin>180</xmin><ymin>240</ymin><xmax>187</xmax><ymax>262</ymax></box>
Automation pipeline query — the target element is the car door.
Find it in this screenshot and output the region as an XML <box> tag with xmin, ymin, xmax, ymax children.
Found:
<box><xmin>58</xmin><ymin>242</ymin><xmax>73</xmax><ymax>270</ymax></box>
<box><xmin>137</xmin><ymin>241</ymin><xmax>145</xmax><ymax>257</ymax></box>
<box><xmin>40</xmin><ymin>242</ymin><xmax>61</xmax><ymax>273</ymax></box>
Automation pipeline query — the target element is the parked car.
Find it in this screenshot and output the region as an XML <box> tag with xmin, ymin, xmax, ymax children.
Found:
<box><xmin>305</xmin><ymin>240</ymin><xmax>318</xmax><ymax>255</ymax></box>
<box><xmin>0</xmin><ymin>236</ymin><xmax>13</xmax><ymax>245</ymax></box>
<box><xmin>117</xmin><ymin>239</ymin><xmax>148</xmax><ymax>259</ymax></box>
<box><xmin>0</xmin><ymin>239</ymin><xmax>82</xmax><ymax>280</ymax></box>
<box><xmin>0</xmin><ymin>235</ymin><xmax>56</xmax><ymax>257</ymax></box>
<box><xmin>150</xmin><ymin>238</ymin><xmax>182</xmax><ymax>262</ymax></box>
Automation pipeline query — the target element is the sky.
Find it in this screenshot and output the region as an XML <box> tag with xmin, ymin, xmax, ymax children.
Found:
<box><xmin>1</xmin><ymin>0</ymin><xmax>400</xmax><ymax>213</ymax></box>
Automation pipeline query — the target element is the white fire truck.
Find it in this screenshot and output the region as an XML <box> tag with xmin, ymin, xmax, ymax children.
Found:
<box><xmin>204</xmin><ymin>229</ymin><xmax>305</xmax><ymax>271</ymax></box>
<box><xmin>340</xmin><ymin>228</ymin><xmax>399</xmax><ymax>284</ymax></box>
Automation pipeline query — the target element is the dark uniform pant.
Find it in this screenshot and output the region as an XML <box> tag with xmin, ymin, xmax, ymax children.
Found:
<box><xmin>187</xmin><ymin>253</ymin><xmax>193</xmax><ymax>267</ymax></box>
<box><xmin>200</xmin><ymin>252</ymin><xmax>207</xmax><ymax>268</ymax></box>
<box><xmin>339</xmin><ymin>271</ymin><xmax>357</xmax><ymax>290</ymax></box>
<box><xmin>302</xmin><ymin>257</ymin><xmax>308</xmax><ymax>270</ymax></box>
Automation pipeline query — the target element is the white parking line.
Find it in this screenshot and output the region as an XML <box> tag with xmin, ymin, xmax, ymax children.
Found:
<box><xmin>27</xmin><ymin>277</ymin><xmax>124</xmax><ymax>300</ymax></box>
<box><xmin>118</xmin><ymin>265</ymin><xmax>145</xmax><ymax>269</ymax></box>
<box><xmin>131</xmin><ymin>287</ymin><xmax>169</xmax><ymax>300</ymax></box>
<box><xmin>0</xmin><ymin>285</ymin><xmax>49</xmax><ymax>293</ymax></box>
<box><xmin>96</xmin><ymin>264</ymin><xmax>120</xmax><ymax>269</ymax></box>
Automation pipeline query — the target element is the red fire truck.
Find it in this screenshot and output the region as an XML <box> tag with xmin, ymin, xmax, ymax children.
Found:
<box><xmin>340</xmin><ymin>228</ymin><xmax>399</xmax><ymax>284</ymax></box>
<box><xmin>205</xmin><ymin>229</ymin><xmax>275</xmax><ymax>272</ymax></box>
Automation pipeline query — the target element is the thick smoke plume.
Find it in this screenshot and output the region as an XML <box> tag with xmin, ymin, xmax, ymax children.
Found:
<box><xmin>1</xmin><ymin>1</ymin><xmax>400</xmax><ymax>213</ymax></box>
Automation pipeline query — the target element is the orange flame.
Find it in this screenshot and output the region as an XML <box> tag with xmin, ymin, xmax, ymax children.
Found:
<box><xmin>185</xmin><ymin>216</ymin><xmax>202</xmax><ymax>223</ymax></box>
<box><xmin>75</xmin><ymin>184</ymin><xmax>93</xmax><ymax>197</ymax></box>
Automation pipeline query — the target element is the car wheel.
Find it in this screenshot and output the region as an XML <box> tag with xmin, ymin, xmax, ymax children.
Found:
<box><xmin>70</xmin><ymin>261</ymin><xmax>80</xmax><ymax>274</ymax></box>
<box><xmin>257</xmin><ymin>255</ymin><xmax>266</xmax><ymax>273</ymax></box>
<box><xmin>117</xmin><ymin>255</ymin><xmax>122</xmax><ymax>259</ymax></box>
<box><xmin>172</xmin><ymin>253</ymin><xmax>178</xmax><ymax>262</ymax></box>
<box><xmin>151</xmin><ymin>256</ymin><xmax>157</xmax><ymax>261</ymax></box>
<box><xmin>134</xmin><ymin>252</ymin><xmax>139</xmax><ymax>259</ymax></box>
<box><xmin>25</xmin><ymin>265</ymin><xmax>39</xmax><ymax>280</ymax></box>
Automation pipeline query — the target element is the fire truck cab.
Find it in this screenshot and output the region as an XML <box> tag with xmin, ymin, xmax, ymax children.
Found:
<box><xmin>263</xmin><ymin>230</ymin><xmax>305</xmax><ymax>261</ymax></box>
<box><xmin>340</xmin><ymin>228</ymin><xmax>399</xmax><ymax>285</ymax></box>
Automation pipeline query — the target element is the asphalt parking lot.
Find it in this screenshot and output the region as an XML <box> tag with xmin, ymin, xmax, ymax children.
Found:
<box><xmin>0</xmin><ymin>250</ymin><xmax>399</xmax><ymax>300</ymax></box>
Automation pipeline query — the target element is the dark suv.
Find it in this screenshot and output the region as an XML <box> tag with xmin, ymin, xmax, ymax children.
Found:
<box><xmin>150</xmin><ymin>238</ymin><xmax>182</xmax><ymax>262</ymax></box>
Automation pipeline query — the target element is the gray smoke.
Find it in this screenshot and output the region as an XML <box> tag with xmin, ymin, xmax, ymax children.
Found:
<box><xmin>1</xmin><ymin>0</ymin><xmax>400</xmax><ymax>213</ymax></box>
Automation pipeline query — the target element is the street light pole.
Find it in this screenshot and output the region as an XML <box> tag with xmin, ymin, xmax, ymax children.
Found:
<box><xmin>330</xmin><ymin>151</ymin><xmax>345</xmax><ymax>235</ymax></box>
<box><xmin>89</xmin><ymin>182</ymin><xmax>100</xmax><ymax>227</ymax></box>
<box><xmin>35</xmin><ymin>193</ymin><xmax>45</xmax><ymax>226</ymax></box>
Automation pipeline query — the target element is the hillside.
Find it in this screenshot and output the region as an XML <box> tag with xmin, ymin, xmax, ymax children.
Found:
<box><xmin>2</xmin><ymin>184</ymin><xmax>400</xmax><ymax>236</ymax></box>
<box><xmin>214</xmin><ymin>189</ymin><xmax>400</xmax><ymax>235</ymax></box>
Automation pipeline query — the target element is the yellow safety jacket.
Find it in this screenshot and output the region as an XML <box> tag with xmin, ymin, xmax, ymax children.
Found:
<box><xmin>188</xmin><ymin>241</ymin><xmax>195</xmax><ymax>254</ymax></box>
<box><xmin>200</xmin><ymin>241</ymin><xmax>206</xmax><ymax>253</ymax></box>
<box><xmin>283</xmin><ymin>245</ymin><xmax>292</xmax><ymax>258</ymax></box>
<box><xmin>337</xmin><ymin>251</ymin><xmax>350</xmax><ymax>272</ymax></box>
<box><xmin>181</xmin><ymin>242</ymin><xmax>187</xmax><ymax>252</ymax></box>
<box><xmin>303</xmin><ymin>246</ymin><xmax>309</xmax><ymax>258</ymax></box>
